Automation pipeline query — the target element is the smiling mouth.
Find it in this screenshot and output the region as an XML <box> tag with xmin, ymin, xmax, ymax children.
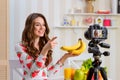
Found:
<box><xmin>38</xmin><ymin>31</ymin><xmax>44</xmax><ymax>34</ymax></box>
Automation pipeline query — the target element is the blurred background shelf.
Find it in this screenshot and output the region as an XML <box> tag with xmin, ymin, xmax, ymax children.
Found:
<box><xmin>64</xmin><ymin>13</ymin><xmax>120</xmax><ymax>16</ymax></box>
<box><xmin>53</xmin><ymin>26</ymin><xmax>119</xmax><ymax>29</ymax></box>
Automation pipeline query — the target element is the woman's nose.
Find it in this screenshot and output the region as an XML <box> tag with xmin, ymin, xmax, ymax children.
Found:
<box><xmin>39</xmin><ymin>26</ymin><xmax>44</xmax><ymax>30</ymax></box>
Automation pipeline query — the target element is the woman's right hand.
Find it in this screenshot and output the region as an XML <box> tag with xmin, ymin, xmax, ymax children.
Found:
<box><xmin>41</xmin><ymin>36</ymin><xmax>57</xmax><ymax>56</ymax></box>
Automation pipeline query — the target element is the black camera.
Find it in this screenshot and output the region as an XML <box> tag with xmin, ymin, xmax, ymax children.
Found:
<box><xmin>84</xmin><ymin>24</ymin><xmax>108</xmax><ymax>40</ymax></box>
<box><xmin>84</xmin><ymin>24</ymin><xmax>110</xmax><ymax>54</ymax></box>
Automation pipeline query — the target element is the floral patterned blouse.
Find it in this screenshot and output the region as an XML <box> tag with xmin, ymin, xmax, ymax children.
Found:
<box><xmin>15</xmin><ymin>42</ymin><xmax>63</xmax><ymax>80</ymax></box>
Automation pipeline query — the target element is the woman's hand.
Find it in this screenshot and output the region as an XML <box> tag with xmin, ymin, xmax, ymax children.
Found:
<box><xmin>41</xmin><ymin>36</ymin><xmax>57</xmax><ymax>56</ymax></box>
<box><xmin>44</xmin><ymin>36</ymin><xmax>57</xmax><ymax>50</ymax></box>
<box><xmin>65</xmin><ymin>52</ymin><xmax>80</xmax><ymax>57</ymax></box>
<box><xmin>59</xmin><ymin>53</ymin><xmax>79</xmax><ymax>65</ymax></box>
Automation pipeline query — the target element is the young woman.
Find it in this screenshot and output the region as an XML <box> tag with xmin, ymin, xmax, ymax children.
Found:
<box><xmin>15</xmin><ymin>13</ymin><xmax>78</xmax><ymax>80</ymax></box>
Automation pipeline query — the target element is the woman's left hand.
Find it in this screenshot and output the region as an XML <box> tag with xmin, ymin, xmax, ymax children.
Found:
<box><xmin>65</xmin><ymin>52</ymin><xmax>80</xmax><ymax>57</ymax></box>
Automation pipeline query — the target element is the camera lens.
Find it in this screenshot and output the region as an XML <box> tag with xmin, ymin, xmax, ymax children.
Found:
<box><xmin>84</xmin><ymin>30</ymin><xmax>91</xmax><ymax>40</ymax></box>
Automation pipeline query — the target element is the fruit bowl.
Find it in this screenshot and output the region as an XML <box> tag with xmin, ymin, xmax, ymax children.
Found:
<box><xmin>96</xmin><ymin>10</ymin><xmax>111</xmax><ymax>14</ymax></box>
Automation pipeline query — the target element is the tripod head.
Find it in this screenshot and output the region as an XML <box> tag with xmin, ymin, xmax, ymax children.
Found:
<box><xmin>88</xmin><ymin>38</ymin><xmax>110</xmax><ymax>57</ymax></box>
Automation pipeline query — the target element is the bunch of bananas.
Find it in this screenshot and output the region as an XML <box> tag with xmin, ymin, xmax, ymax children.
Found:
<box><xmin>60</xmin><ymin>38</ymin><xmax>86</xmax><ymax>55</ymax></box>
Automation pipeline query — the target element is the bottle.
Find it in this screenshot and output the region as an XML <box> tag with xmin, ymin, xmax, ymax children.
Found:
<box><xmin>70</xmin><ymin>16</ymin><xmax>76</xmax><ymax>26</ymax></box>
<box><xmin>64</xmin><ymin>60</ymin><xmax>72</xmax><ymax>80</ymax></box>
<box><xmin>63</xmin><ymin>16</ymin><xmax>69</xmax><ymax>26</ymax></box>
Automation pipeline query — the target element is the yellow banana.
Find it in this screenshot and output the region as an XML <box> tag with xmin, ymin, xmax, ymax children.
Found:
<box><xmin>70</xmin><ymin>40</ymin><xmax>86</xmax><ymax>55</ymax></box>
<box><xmin>60</xmin><ymin>39</ymin><xmax>82</xmax><ymax>51</ymax></box>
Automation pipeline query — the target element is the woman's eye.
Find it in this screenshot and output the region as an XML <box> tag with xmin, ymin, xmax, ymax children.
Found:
<box><xmin>35</xmin><ymin>24</ymin><xmax>40</xmax><ymax>26</ymax></box>
<box><xmin>34</xmin><ymin>22</ymin><xmax>45</xmax><ymax>28</ymax></box>
<box><xmin>36</xmin><ymin>24</ymin><xmax>39</xmax><ymax>26</ymax></box>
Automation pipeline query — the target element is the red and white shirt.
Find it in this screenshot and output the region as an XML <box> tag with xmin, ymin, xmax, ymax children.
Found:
<box><xmin>15</xmin><ymin>42</ymin><xmax>63</xmax><ymax>80</ymax></box>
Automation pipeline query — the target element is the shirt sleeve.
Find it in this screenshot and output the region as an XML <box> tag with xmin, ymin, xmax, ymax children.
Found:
<box><xmin>15</xmin><ymin>43</ymin><xmax>47</xmax><ymax>78</ymax></box>
<box><xmin>47</xmin><ymin>60</ymin><xmax>63</xmax><ymax>77</ymax></box>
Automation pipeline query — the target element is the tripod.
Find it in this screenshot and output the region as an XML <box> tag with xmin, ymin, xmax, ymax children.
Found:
<box><xmin>87</xmin><ymin>56</ymin><xmax>108</xmax><ymax>80</ymax></box>
<box><xmin>86</xmin><ymin>39</ymin><xmax>110</xmax><ymax>80</ymax></box>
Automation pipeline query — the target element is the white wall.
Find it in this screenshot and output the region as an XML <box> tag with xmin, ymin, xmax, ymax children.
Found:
<box><xmin>9</xmin><ymin>0</ymin><xmax>120</xmax><ymax>80</ymax></box>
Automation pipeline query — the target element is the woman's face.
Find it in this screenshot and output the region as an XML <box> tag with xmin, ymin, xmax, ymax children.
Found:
<box><xmin>33</xmin><ymin>17</ymin><xmax>46</xmax><ymax>37</ymax></box>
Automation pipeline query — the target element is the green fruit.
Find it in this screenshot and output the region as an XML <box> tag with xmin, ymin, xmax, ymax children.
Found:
<box><xmin>80</xmin><ymin>66</ymin><xmax>85</xmax><ymax>71</ymax></box>
<box><xmin>74</xmin><ymin>69</ymin><xmax>84</xmax><ymax>80</ymax></box>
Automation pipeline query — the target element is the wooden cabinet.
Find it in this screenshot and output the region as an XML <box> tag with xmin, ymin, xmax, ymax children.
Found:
<box><xmin>0</xmin><ymin>0</ymin><xmax>9</xmax><ymax>80</ymax></box>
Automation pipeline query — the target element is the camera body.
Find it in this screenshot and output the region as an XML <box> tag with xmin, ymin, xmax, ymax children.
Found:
<box><xmin>84</xmin><ymin>24</ymin><xmax>110</xmax><ymax>56</ymax></box>
<box><xmin>84</xmin><ymin>24</ymin><xmax>108</xmax><ymax>40</ymax></box>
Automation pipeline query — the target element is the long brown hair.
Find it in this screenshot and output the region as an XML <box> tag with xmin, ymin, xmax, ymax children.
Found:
<box><xmin>22</xmin><ymin>13</ymin><xmax>52</xmax><ymax>66</ymax></box>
